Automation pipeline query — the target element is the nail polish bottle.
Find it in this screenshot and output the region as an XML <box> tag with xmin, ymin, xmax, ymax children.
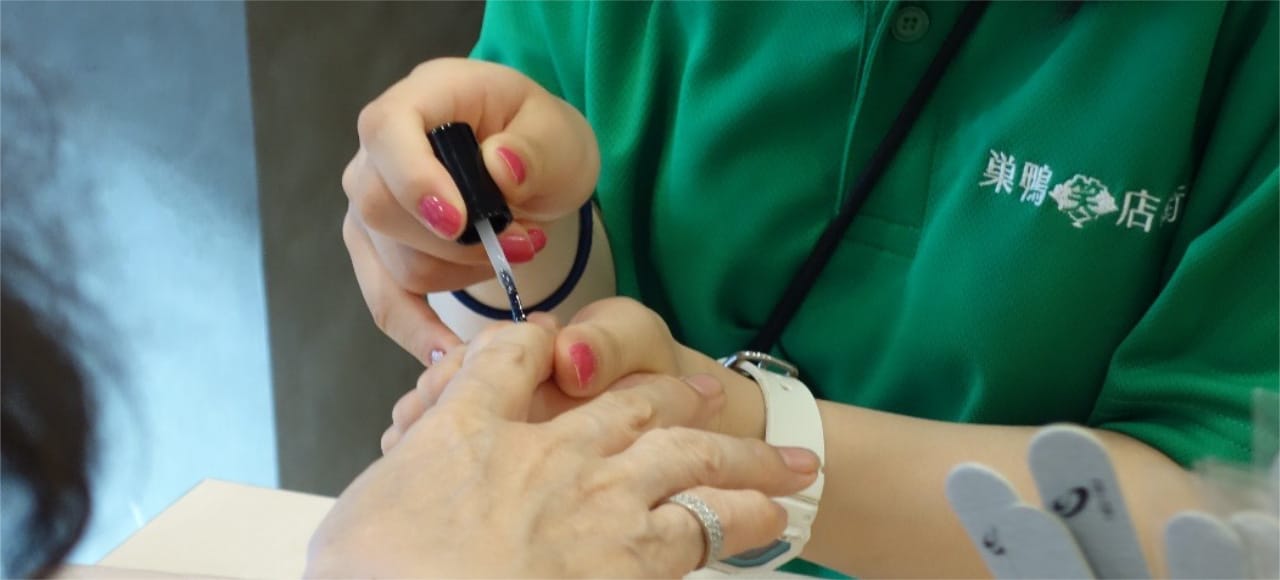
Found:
<box><xmin>427</xmin><ymin>122</ymin><xmax>513</xmax><ymax>245</ymax></box>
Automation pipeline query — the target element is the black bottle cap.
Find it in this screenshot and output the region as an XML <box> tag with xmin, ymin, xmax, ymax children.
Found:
<box><xmin>428</xmin><ymin>122</ymin><xmax>513</xmax><ymax>244</ymax></box>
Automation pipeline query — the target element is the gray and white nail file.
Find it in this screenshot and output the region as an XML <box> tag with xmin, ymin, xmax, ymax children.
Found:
<box><xmin>946</xmin><ymin>463</ymin><xmax>1095</xmax><ymax>579</ymax></box>
<box><xmin>1163</xmin><ymin>511</ymin><xmax>1246</xmax><ymax>579</ymax></box>
<box><xmin>1229</xmin><ymin>511</ymin><xmax>1279</xmax><ymax>579</ymax></box>
<box><xmin>1028</xmin><ymin>425</ymin><xmax>1152</xmax><ymax>579</ymax></box>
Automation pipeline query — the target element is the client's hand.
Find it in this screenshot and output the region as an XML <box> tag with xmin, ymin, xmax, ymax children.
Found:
<box><xmin>381</xmin><ymin>299</ymin><xmax>766</xmax><ymax>453</ymax></box>
<box><xmin>306</xmin><ymin>321</ymin><xmax>819</xmax><ymax>579</ymax></box>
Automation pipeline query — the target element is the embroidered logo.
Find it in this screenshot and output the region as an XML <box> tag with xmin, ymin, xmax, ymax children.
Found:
<box><xmin>1048</xmin><ymin>175</ymin><xmax>1118</xmax><ymax>229</ymax></box>
<box><xmin>1115</xmin><ymin>189</ymin><xmax>1162</xmax><ymax>233</ymax></box>
<box><xmin>978</xmin><ymin>151</ymin><xmax>1187</xmax><ymax>234</ymax></box>
<box><xmin>1162</xmin><ymin>186</ymin><xmax>1187</xmax><ymax>225</ymax></box>
<box><xmin>1018</xmin><ymin>162</ymin><xmax>1053</xmax><ymax>207</ymax></box>
<box><xmin>979</xmin><ymin>150</ymin><xmax>1017</xmax><ymax>194</ymax></box>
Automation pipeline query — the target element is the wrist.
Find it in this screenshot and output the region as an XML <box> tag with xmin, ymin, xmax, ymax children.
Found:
<box><xmin>715</xmin><ymin>364</ymin><xmax>767</xmax><ymax>440</ymax></box>
<box><xmin>709</xmin><ymin>351</ymin><xmax>826</xmax><ymax>573</ymax></box>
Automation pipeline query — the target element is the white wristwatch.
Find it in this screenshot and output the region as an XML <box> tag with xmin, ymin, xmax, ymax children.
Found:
<box><xmin>711</xmin><ymin>351</ymin><xmax>825</xmax><ymax>574</ymax></box>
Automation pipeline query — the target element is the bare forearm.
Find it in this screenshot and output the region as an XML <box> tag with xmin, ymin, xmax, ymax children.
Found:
<box><xmin>804</xmin><ymin>402</ymin><xmax>1202</xmax><ymax>578</ymax></box>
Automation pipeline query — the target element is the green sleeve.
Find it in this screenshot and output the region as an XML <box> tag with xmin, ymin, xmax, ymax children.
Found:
<box><xmin>1088</xmin><ymin>6</ymin><xmax>1279</xmax><ymax>467</ymax></box>
<box><xmin>468</xmin><ymin>1</ymin><xmax>589</xmax><ymax>110</ymax></box>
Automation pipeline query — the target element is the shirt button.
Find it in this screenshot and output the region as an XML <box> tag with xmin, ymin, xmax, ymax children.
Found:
<box><xmin>891</xmin><ymin>5</ymin><xmax>930</xmax><ymax>43</ymax></box>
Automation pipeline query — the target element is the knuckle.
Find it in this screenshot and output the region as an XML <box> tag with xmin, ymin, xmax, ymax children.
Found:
<box><xmin>750</xmin><ymin>438</ymin><xmax>782</xmax><ymax>465</ymax></box>
<box><xmin>468</xmin><ymin>338</ymin><xmax>529</xmax><ymax>370</ymax></box>
<box><xmin>610</xmin><ymin>391</ymin><xmax>660</xmax><ymax>434</ymax></box>
<box><xmin>644</xmin><ymin>309</ymin><xmax>674</xmax><ymax>340</ymax></box>
<box><xmin>575</xmin><ymin>295</ymin><xmax>635</xmax><ymax>321</ymax></box>
<box><xmin>611</xmin><ymin>296</ymin><xmax>671</xmax><ymax>335</ymax></box>
<box><xmin>603</xmin><ymin>296</ymin><xmax>646</xmax><ymax>315</ymax></box>
<box><xmin>340</xmin><ymin>212</ymin><xmax>361</xmax><ymax>249</ymax></box>
<box><xmin>368</xmin><ymin>298</ymin><xmax>395</xmax><ymax>335</ymax></box>
<box><xmin>682</xmin><ymin>431</ymin><xmax>725</xmax><ymax>476</ymax></box>
<box><xmin>660</xmin><ymin>427</ymin><xmax>723</xmax><ymax>477</ymax></box>
<box><xmin>408</xmin><ymin>59</ymin><xmax>446</xmax><ymax>79</ymax></box>
<box><xmin>740</xmin><ymin>489</ymin><xmax>772</xmax><ymax>511</ymax></box>
<box><xmin>340</xmin><ymin>156</ymin><xmax>360</xmax><ymax>197</ymax></box>
<box><xmin>586</xmin><ymin>297</ymin><xmax>676</xmax><ymax>358</ymax></box>
<box><xmin>564</xmin><ymin>404</ymin><xmax>609</xmax><ymax>440</ymax></box>
<box><xmin>580</xmin><ymin>390</ymin><xmax>656</xmax><ymax>444</ymax></box>
<box><xmin>432</xmin><ymin>403</ymin><xmax>488</xmax><ymax>441</ymax></box>
<box><xmin>465</xmin><ymin>323</ymin><xmax>505</xmax><ymax>351</ymax></box>
<box><xmin>388</xmin><ymin>253</ymin><xmax>439</xmax><ymax>295</ymax></box>
<box><xmin>398</xmin><ymin>171</ymin><xmax>437</xmax><ymax>202</ymax></box>
<box><xmin>419</xmin><ymin>372</ymin><xmax>448</xmax><ymax>404</ymax></box>
<box><xmin>352</xmin><ymin>186</ymin><xmax>391</xmax><ymax>232</ymax></box>
<box><xmin>379</xmin><ymin>426</ymin><xmax>400</xmax><ymax>454</ymax></box>
<box><xmin>575</xmin><ymin>465</ymin><xmax>626</xmax><ymax>500</ymax></box>
<box><xmin>390</xmin><ymin>390</ymin><xmax>419</xmax><ymax>425</ymax></box>
<box><xmin>355</xmin><ymin>102</ymin><xmax>388</xmax><ymax>144</ymax></box>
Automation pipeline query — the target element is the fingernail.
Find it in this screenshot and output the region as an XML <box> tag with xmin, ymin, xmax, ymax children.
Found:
<box><xmin>499</xmin><ymin>233</ymin><xmax>536</xmax><ymax>263</ymax></box>
<box><xmin>683</xmin><ymin>374</ymin><xmax>723</xmax><ymax>398</ymax></box>
<box><xmin>418</xmin><ymin>195</ymin><xmax>463</xmax><ymax>238</ymax></box>
<box><xmin>429</xmin><ymin>349</ymin><xmax>445</xmax><ymax>364</ymax></box>
<box><xmin>778</xmin><ymin>447</ymin><xmax>820</xmax><ymax>473</ymax></box>
<box><xmin>569</xmin><ymin>342</ymin><xmax>596</xmax><ymax>389</ymax></box>
<box><xmin>496</xmin><ymin>147</ymin><xmax>526</xmax><ymax>185</ymax></box>
<box><xmin>528</xmin><ymin>228</ymin><xmax>548</xmax><ymax>252</ymax></box>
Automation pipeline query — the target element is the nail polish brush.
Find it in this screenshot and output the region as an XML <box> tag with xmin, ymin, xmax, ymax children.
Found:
<box><xmin>428</xmin><ymin>122</ymin><xmax>527</xmax><ymax>322</ymax></box>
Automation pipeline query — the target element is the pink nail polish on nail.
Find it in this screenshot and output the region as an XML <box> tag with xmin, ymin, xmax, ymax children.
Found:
<box><xmin>418</xmin><ymin>196</ymin><xmax>463</xmax><ymax>238</ymax></box>
<box><xmin>499</xmin><ymin>233</ymin><xmax>536</xmax><ymax>264</ymax></box>
<box><xmin>496</xmin><ymin>147</ymin><xmax>526</xmax><ymax>185</ymax></box>
<box><xmin>569</xmin><ymin>343</ymin><xmax>596</xmax><ymax>389</ymax></box>
<box><xmin>528</xmin><ymin>228</ymin><xmax>548</xmax><ymax>252</ymax></box>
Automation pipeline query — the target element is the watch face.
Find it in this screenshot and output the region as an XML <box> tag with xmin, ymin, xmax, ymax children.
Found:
<box><xmin>719</xmin><ymin>539</ymin><xmax>792</xmax><ymax>568</ymax></box>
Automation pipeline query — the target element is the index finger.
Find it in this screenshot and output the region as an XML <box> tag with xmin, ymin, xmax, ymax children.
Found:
<box><xmin>546</xmin><ymin>373</ymin><xmax>725</xmax><ymax>455</ymax></box>
<box><xmin>611</xmin><ymin>428</ymin><xmax>820</xmax><ymax>503</ymax></box>
<box><xmin>435</xmin><ymin>320</ymin><xmax>557</xmax><ymax>420</ymax></box>
<box><xmin>342</xmin><ymin>210</ymin><xmax>462</xmax><ymax>364</ymax></box>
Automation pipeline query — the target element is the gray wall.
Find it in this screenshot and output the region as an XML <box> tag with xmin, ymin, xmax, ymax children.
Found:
<box><xmin>2</xmin><ymin>1</ymin><xmax>485</xmax><ymax>564</ymax></box>
<box><xmin>2</xmin><ymin>1</ymin><xmax>275</xmax><ymax>563</ymax></box>
<box><xmin>245</xmin><ymin>2</ymin><xmax>485</xmax><ymax>495</ymax></box>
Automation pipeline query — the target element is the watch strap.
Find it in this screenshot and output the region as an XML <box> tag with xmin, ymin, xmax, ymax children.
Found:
<box><xmin>730</xmin><ymin>360</ymin><xmax>825</xmax><ymax>502</ymax></box>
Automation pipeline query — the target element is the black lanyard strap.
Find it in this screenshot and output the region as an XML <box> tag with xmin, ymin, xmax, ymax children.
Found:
<box><xmin>747</xmin><ymin>0</ymin><xmax>991</xmax><ymax>354</ymax></box>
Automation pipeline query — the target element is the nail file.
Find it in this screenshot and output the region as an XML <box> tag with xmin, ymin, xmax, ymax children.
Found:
<box><xmin>1229</xmin><ymin>511</ymin><xmax>1279</xmax><ymax>579</ymax></box>
<box><xmin>946</xmin><ymin>463</ymin><xmax>1096</xmax><ymax>579</ymax></box>
<box><xmin>1163</xmin><ymin>511</ymin><xmax>1247</xmax><ymax>579</ymax></box>
<box><xmin>474</xmin><ymin>218</ymin><xmax>527</xmax><ymax>322</ymax></box>
<box><xmin>1028</xmin><ymin>425</ymin><xmax>1152</xmax><ymax>579</ymax></box>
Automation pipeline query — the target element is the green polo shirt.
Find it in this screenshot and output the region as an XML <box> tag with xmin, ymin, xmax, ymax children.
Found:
<box><xmin>471</xmin><ymin>0</ymin><xmax>1277</xmax><ymax>520</ymax></box>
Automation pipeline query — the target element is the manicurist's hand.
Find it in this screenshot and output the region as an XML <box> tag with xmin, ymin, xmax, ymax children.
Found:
<box><xmin>343</xmin><ymin>57</ymin><xmax>600</xmax><ymax>364</ymax></box>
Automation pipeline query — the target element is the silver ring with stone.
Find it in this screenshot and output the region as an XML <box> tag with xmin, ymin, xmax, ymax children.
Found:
<box><xmin>666</xmin><ymin>492</ymin><xmax>724</xmax><ymax>568</ymax></box>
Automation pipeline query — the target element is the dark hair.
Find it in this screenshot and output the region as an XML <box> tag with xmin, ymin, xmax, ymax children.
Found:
<box><xmin>1</xmin><ymin>277</ymin><xmax>97</xmax><ymax>578</ymax></box>
<box><xmin>1</xmin><ymin>44</ymin><xmax>99</xmax><ymax>578</ymax></box>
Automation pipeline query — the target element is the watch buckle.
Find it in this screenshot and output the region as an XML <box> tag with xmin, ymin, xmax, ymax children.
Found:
<box><xmin>722</xmin><ymin>350</ymin><xmax>799</xmax><ymax>378</ymax></box>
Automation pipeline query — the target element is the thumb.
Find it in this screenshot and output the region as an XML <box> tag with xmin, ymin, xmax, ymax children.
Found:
<box><xmin>480</xmin><ymin>93</ymin><xmax>600</xmax><ymax>222</ymax></box>
<box><xmin>552</xmin><ymin>298</ymin><xmax>682</xmax><ymax>398</ymax></box>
